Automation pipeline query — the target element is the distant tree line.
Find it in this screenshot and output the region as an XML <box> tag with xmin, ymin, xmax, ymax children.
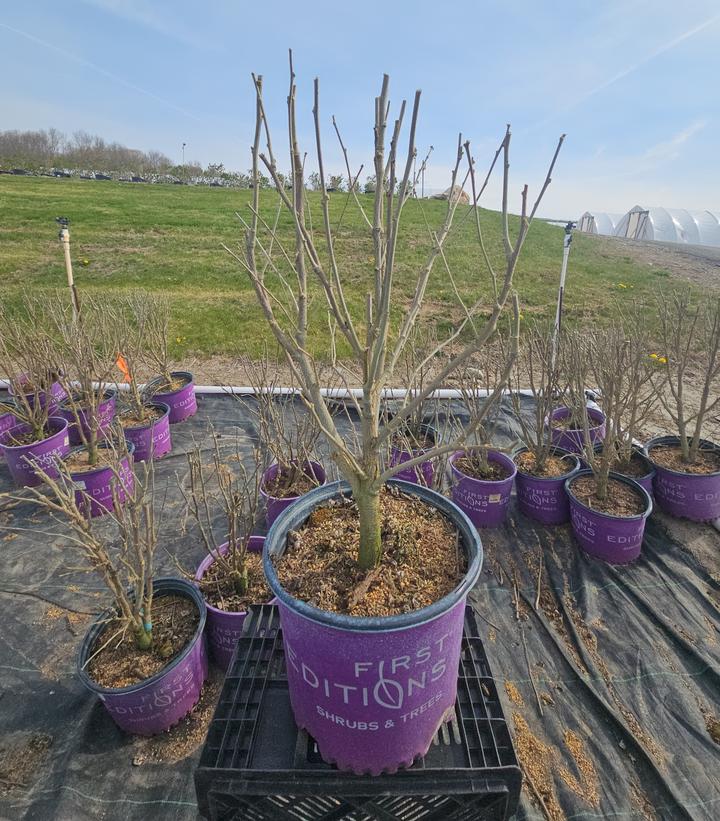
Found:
<box><xmin>0</xmin><ymin>128</ymin><xmax>178</xmax><ymax>174</ymax></box>
<box><xmin>0</xmin><ymin>128</ymin><xmax>389</xmax><ymax>192</ymax></box>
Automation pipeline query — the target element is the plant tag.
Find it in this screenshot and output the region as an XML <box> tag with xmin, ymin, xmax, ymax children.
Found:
<box><xmin>488</xmin><ymin>493</ymin><xmax>501</xmax><ymax>503</ymax></box>
<box><xmin>73</xmin><ymin>480</ymin><xmax>86</xmax><ymax>490</ymax></box>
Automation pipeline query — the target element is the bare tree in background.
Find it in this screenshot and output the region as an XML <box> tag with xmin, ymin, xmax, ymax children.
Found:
<box><xmin>226</xmin><ymin>54</ymin><xmax>563</xmax><ymax>568</ymax></box>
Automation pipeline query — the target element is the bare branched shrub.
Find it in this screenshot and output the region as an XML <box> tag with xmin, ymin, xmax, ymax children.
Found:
<box><xmin>46</xmin><ymin>294</ymin><xmax>122</xmax><ymax>465</ymax></box>
<box><xmin>180</xmin><ymin>434</ymin><xmax>263</xmax><ymax>596</ymax></box>
<box><xmin>0</xmin><ymin>298</ymin><xmax>61</xmax><ymax>441</ymax></box>
<box><xmin>655</xmin><ymin>290</ymin><xmax>720</xmax><ymax>462</ymax></box>
<box><xmin>226</xmin><ymin>57</ymin><xmax>563</xmax><ymax>567</ymax></box>
<box><xmin>135</xmin><ymin>293</ymin><xmax>174</xmax><ymax>389</ymax></box>
<box><xmin>241</xmin><ymin>357</ymin><xmax>322</xmax><ymax>494</ymax></box>
<box><xmin>453</xmin><ymin>319</ymin><xmax>520</xmax><ymax>476</ymax></box>
<box><xmin>9</xmin><ymin>458</ymin><xmax>158</xmax><ymax>650</ymax></box>
<box><xmin>564</xmin><ymin>320</ymin><xmax>656</xmax><ymax>500</ymax></box>
<box><xmin>509</xmin><ymin>321</ymin><xmax>562</xmax><ymax>472</ymax></box>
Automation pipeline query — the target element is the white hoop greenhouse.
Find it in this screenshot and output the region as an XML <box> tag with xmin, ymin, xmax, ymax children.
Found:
<box><xmin>577</xmin><ymin>211</ymin><xmax>623</xmax><ymax>236</ymax></box>
<box><xmin>612</xmin><ymin>205</ymin><xmax>720</xmax><ymax>247</ymax></box>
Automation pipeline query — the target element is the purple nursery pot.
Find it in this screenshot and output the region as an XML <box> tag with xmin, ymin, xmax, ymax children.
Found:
<box><xmin>449</xmin><ymin>449</ymin><xmax>516</xmax><ymax>528</ymax></box>
<box><xmin>389</xmin><ymin>423</ymin><xmax>436</xmax><ymax>487</ymax></box>
<box><xmin>645</xmin><ymin>435</ymin><xmax>720</xmax><ymax>522</ymax></box>
<box><xmin>9</xmin><ymin>376</ymin><xmax>67</xmax><ymax>413</ymax></box>
<box><xmin>514</xmin><ymin>446</ymin><xmax>580</xmax><ymax>525</ymax></box>
<box><xmin>77</xmin><ymin>578</ymin><xmax>208</xmax><ymax>736</ymax></box>
<box><xmin>122</xmin><ymin>402</ymin><xmax>171</xmax><ymax>462</ymax></box>
<box><xmin>549</xmin><ymin>406</ymin><xmax>606</xmax><ymax>454</ymax></box>
<box><xmin>68</xmin><ymin>442</ymin><xmax>135</xmax><ymax>518</ymax></box>
<box><xmin>566</xmin><ymin>469</ymin><xmax>652</xmax><ymax>565</ymax></box>
<box><xmin>261</xmin><ymin>460</ymin><xmax>327</xmax><ymax>527</ymax></box>
<box><xmin>150</xmin><ymin>371</ymin><xmax>197</xmax><ymax>424</ymax></box>
<box><xmin>263</xmin><ymin>479</ymin><xmax>483</xmax><ymax>775</ymax></box>
<box><xmin>0</xmin><ymin>408</ymin><xmax>19</xmax><ymax>459</ymax></box>
<box><xmin>0</xmin><ymin>417</ymin><xmax>70</xmax><ymax>487</ymax></box>
<box><xmin>194</xmin><ymin>536</ymin><xmax>266</xmax><ymax>670</ymax></box>
<box><xmin>58</xmin><ymin>389</ymin><xmax>117</xmax><ymax>446</ymax></box>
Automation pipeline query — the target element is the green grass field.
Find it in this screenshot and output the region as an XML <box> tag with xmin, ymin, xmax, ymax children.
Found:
<box><xmin>0</xmin><ymin>175</ymin><xmax>674</xmax><ymax>359</ymax></box>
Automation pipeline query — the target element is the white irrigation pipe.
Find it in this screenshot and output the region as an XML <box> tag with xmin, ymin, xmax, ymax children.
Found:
<box><xmin>0</xmin><ymin>381</ymin><xmax>532</xmax><ymax>399</ymax></box>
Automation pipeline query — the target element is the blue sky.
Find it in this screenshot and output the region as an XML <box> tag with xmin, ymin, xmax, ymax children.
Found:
<box><xmin>2</xmin><ymin>0</ymin><xmax>718</xmax><ymax>217</ymax></box>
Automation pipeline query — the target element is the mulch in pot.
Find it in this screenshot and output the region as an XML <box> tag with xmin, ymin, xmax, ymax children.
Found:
<box><xmin>87</xmin><ymin>594</ymin><xmax>199</xmax><ymax>689</ymax></box>
<box><xmin>455</xmin><ymin>454</ymin><xmax>512</xmax><ymax>481</ymax></box>
<box><xmin>570</xmin><ymin>475</ymin><xmax>645</xmax><ymax>516</ymax></box>
<box><xmin>263</xmin><ymin>464</ymin><xmax>319</xmax><ymax>498</ymax></box>
<box><xmin>275</xmin><ymin>486</ymin><xmax>465</xmax><ymax>618</ymax></box>
<box><xmin>515</xmin><ymin>451</ymin><xmax>571</xmax><ymax>478</ymax></box>
<box><xmin>118</xmin><ymin>405</ymin><xmax>164</xmax><ymax>428</ymax></box>
<box><xmin>199</xmin><ymin>551</ymin><xmax>270</xmax><ymax>612</ymax></box>
<box><xmin>649</xmin><ymin>445</ymin><xmax>720</xmax><ymax>475</ymax></box>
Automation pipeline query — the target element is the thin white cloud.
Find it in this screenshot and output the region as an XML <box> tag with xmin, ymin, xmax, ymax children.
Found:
<box><xmin>0</xmin><ymin>22</ymin><xmax>203</xmax><ymax>123</ymax></box>
<box><xmin>528</xmin><ymin>11</ymin><xmax>720</xmax><ymax>131</ymax></box>
<box><xmin>78</xmin><ymin>0</ymin><xmax>213</xmax><ymax>50</ymax></box>
<box><xmin>643</xmin><ymin>120</ymin><xmax>707</xmax><ymax>162</ymax></box>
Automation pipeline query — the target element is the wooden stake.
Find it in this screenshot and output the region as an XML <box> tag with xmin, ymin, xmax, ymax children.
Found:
<box><xmin>58</xmin><ymin>219</ymin><xmax>80</xmax><ymax>320</ymax></box>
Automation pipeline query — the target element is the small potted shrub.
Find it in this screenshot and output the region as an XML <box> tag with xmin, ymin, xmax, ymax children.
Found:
<box><xmin>180</xmin><ymin>436</ymin><xmax>271</xmax><ymax>669</ymax></box>
<box><xmin>549</xmin><ymin>339</ymin><xmax>606</xmax><ymax>453</ymax></box>
<box><xmin>114</xmin><ymin>297</ymin><xmax>172</xmax><ymax>462</ymax></box>
<box><xmin>245</xmin><ymin>360</ymin><xmax>326</xmax><ymax>526</ymax></box>
<box><xmin>0</xmin><ymin>300</ymin><xmax>70</xmax><ymax>486</ymax></box>
<box><xmin>387</xmin><ymin>330</ymin><xmax>443</xmax><ymax>487</ymax></box>
<box><xmin>228</xmin><ymin>64</ymin><xmax>562</xmax><ymax>773</ymax></box>
<box><xmin>49</xmin><ymin>297</ymin><xmax>133</xmax><ymax>517</ymax></box>
<box><xmin>563</xmin><ymin>327</ymin><xmax>653</xmax><ymax>564</ymax></box>
<box><xmin>645</xmin><ymin>290</ymin><xmax>720</xmax><ymax>521</ymax></box>
<box><xmin>585</xmin><ymin>310</ymin><xmax>657</xmax><ymax>496</ymax></box>
<box><xmin>12</xmin><ymin>461</ymin><xmax>208</xmax><ymax>735</ymax></box>
<box><xmin>449</xmin><ymin>348</ymin><xmax>519</xmax><ymax>528</ymax></box>
<box><xmin>140</xmin><ymin>293</ymin><xmax>197</xmax><ymax>424</ymax></box>
<box><xmin>510</xmin><ymin>324</ymin><xmax>579</xmax><ymax>524</ymax></box>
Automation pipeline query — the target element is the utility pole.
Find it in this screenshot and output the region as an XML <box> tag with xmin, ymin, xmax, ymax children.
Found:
<box><xmin>182</xmin><ymin>142</ymin><xmax>186</xmax><ymax>183</ymax></box>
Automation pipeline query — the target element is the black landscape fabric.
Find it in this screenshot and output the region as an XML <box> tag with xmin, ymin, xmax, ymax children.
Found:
<box><xmin>0</xmin><ymin>393</ymin><xmax>719</xmax><ymax>820</ymax></box>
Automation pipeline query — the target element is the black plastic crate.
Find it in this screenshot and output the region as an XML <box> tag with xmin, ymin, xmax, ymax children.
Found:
<box><xmin>195</xmin><ymin>605</ymin><xmax>521</xmax><ymax>821</ymax></box>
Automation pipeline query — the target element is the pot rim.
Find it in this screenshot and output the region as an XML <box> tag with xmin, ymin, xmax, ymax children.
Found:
<box><xmin>513</xmin><ymin>445</ymin><xmax>580</xmax><ymax>481</ymax></box>
<box><xmin>0</xmin><ymin>416</ymin><xmax>69</xmax><ymax>451</ymax></box>
<box><xmin>644</xmin><ymin>435</ymin><xmax>720</xmax><ymax>478</ymax></box>
<box><xmin>66</xmin><ymin>440</ymin><xmax>135</xmax><ymax>479</ymax></box>
<box><xmin>59</xmin><ymin>386</ymin><xmax>118</xmax><ymax>408</ymax></box>
<box><xmin>548</xmin><ymin>405</ymin><xmax>606</xmax><ymax>434</ymax></box>
<box><xmin>147</xmin><ymin>371</ymin><xmax>194</xmax><ymax>397</ymax></box>
<box><xmin>194</xmin><ymin>535</ymin><xmax>267</xmax><ymax>617</ymax></box>
<box><xmin>590</xmin><ymin>442</ymin><xmax>656</xmax><ymax>481</ymax></box>
<box><xmin>76</xmin><ymin>577</ymin><xmax>206</xmax><ymax>696</ymax></box>
<box><xmin>120</xmin><ymin>402</ymin><xmax>171</xmax><ymax>432</ymax></box>
<box><xmin>449</xmin><ymin>448</ymin><xmax>518</xmax><ymax>483</ymax></box>
<box><xmin>260</xmin><ymin>459</ymin><xmax>326</xmax><ymax>501</ymax></box>
<box><xmin>263</xmin><ymin>478</ymin><xmax>483</xmax><ymax>633</ymax></box>
<box><xmin>565</xmin><ymin>468</ymin><xmax>653</xmax><ymax>521</ymax></box>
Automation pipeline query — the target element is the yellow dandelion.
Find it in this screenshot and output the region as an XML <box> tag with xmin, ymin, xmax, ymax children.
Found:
<box><xmin>658</xmin><ymin>356</ymin><xmax>667</xmax><ymax>364</ymax></box>
<box><xmin>176</xmin><ymin>337</ymin><xmax>183</xmax><ymax>344</ymax></box>
<box><xmin>649</xmin><ymin>353</ymin><xmax>658</xmax><ymax>359</ymax></box>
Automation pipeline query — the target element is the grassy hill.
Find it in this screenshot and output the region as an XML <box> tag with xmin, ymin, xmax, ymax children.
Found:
<box><xmin>0</xmin><ymin>175</ymin><xmax>674</xmax><ymax>359</ymax></box>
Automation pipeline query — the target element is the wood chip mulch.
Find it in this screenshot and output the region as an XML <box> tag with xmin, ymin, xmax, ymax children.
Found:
<box><xmin>87</xmin><ymin>594</ymin><xmax>199</xmax><ymax>689</ymax></box>
<box><xmin>515</xmin><ymin>451</ymin><xmax>573</xmax><ymax>478</ymax></box>
<box><xmin>199</xmin><ymin>551</ymin><xmax>270</xmax><ymax>612</ymax></box>
<box><xmin>570</xmin><ymin>475</ymin><xmax>646</xmax><ymax>516</ymax></box>
<box><xmin>455</xmin><ymin>455</ymin><xmax>512</xmax><ymax>481</ymax></box>
<box><xmin>274</xmin><ymin>487</ymin><xmax>465</xmax><ymax>617</ymax></box>
<box><xmin>649</xmin><ymin>444</ymin><xmax>720</xmax><ymax>475</ymax></box>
